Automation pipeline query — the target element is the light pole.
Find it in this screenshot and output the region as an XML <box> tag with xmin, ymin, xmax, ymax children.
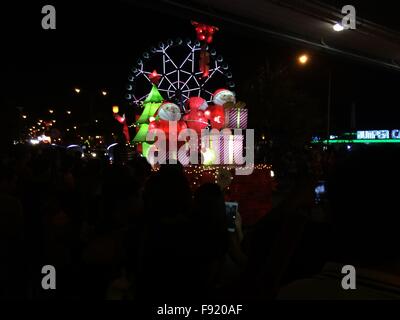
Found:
<box><xmin>327</xmin><ymin>70</ymin><xmax>332</xmax><ymax>144</ymax></box>
<box><xmin>296</xmin><ymin>54</ymin><xmax>333</xmax><ymax>146</ymax></box>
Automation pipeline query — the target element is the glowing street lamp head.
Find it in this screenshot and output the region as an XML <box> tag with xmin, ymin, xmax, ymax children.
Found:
<box><xmin>298</xmin><ymin>54</ymin><xmax>309</xmax><ymax>65</ymax></box>
<box><xmin>22</xmin><ymin>115</ymin><xmax>27</xmax><ymax>119</ymax></box>
<box><xmin>333</xmin><ymin>23</ymin><xmax>345</xmax><ymax>32</ymax></box>
<box><xmin>74</xmin><ymin>88</ymin><xmax>81</xmax><ymax>94</ymax></box>
<box><xmin>101</xmin><ymin>91</ymin><xmax>108</xmax><ymax>96</ymax></box>
<box><xmin>67</xmin><ymin>110</ymin><xmax>72</xmax><ymax>115</ymax></box>
<box><xmin>49</xmin><ymin>109</ymin><xmax>54</xmax><ymax>114</ymax></box>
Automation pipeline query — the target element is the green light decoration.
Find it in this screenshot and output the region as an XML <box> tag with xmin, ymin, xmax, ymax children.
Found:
<box><xmin>133</xmin><ymin>85</ymin><xmax>164</xmax><ymax>153</ymax></box>
<box><xmin>136</xmin><ymin>84</ymin><xmax>164</xmax><ymax>124</ymax></box>
<box><xmin>133</xmin><ymin>124</ymin><xmax>149</xmax><ymax>143</ymax></box>
<box><xmin>313</xmin><ymin>139</ymin><xmax>400</xmax><ymax>144</ymax></box>
<box><xmin>142</xmin><ymin>142</ymin><xmax>152</xmax><ymax>158</ymax></box>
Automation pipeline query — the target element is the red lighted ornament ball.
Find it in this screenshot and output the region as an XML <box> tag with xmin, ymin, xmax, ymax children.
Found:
<box><xmin>188</xmin><ymin>96</ymin><xmax>208</xmax><ymax>111</ymax></box>
<box><xmin>192</xmin><ymin>21</ymin><xmax>219</xmax><ymax>44</ymax></box>
<box><xmin>153</xmin><ymin>119</ymin><xmax>187</xmax><ymax>137</ymax></box>
<box><xmin>205</xmin><ymin>104</ymin><xmax>225</xmax><ymax>130</ymax></box>
<box><xmin>183</xmin><ymin>97</ymin><xmax>209</xmax><ymax>134</ymax></box>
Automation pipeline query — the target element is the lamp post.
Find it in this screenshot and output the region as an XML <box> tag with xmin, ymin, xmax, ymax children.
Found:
<box><xmin>296</xmin><ymin>54</ymin><xmax>333</xmax><ymax>145</ymax></box>
<box><xmin>327</xmin><ymin>70</ymin><xmax>332</xmax><ymax>145</ymax></box>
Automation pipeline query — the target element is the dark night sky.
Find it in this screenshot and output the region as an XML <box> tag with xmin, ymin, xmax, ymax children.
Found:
<box><xmin>2</xmin><ymin>0</ymin><xmax>400</xmax><ymax>141</ymax></box>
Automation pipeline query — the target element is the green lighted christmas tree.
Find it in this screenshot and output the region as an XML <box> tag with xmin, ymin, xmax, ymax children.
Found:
<box><xmin>133</xmin><ymin>84</ymin><xmax>164</xmax><ymax>155</ymax></box>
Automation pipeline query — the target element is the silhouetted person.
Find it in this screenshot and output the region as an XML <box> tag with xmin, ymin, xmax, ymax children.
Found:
<box><xmin>279</xmin><ymin>146</ymin><xmax>400</xmax><ymax>299</ymax></box>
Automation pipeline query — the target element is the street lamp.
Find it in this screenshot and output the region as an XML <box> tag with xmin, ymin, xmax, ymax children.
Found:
<box><xmin>101</xmin><ymin>91</ymin><xmax>108</xmax><ymax>96</ymax></box>
<box><xmin>74</xmin><ymin>88</ymin><xmax>81</xmax><ymax>94</ymax></box>
<box><xmin>333</xmin><ymin>23</ymin><xmax>344</xmax><ymax>32</ymax></box>
<box><xmin>49</xmin><ymin>109</ymin><xmax>54</xmax><ymax>114</ymax></box>
<box><xmin>298</xmin><ymin>54</ymin><xmax>309</xmax><ymax>65</ymax></box>
<box><xmin>22</xmin><ymin>115</ymin><xmax>27</xmax><ymax>119</ymax></box>
<box><xmin>67</xmin><ymin>110</ymin><xmax>72</xmax><ymax>115</ymax></box>
<box><xmin>112</xmin><ymin>105</ymin><xmax>119</xmax><ymax>114</ymax></box>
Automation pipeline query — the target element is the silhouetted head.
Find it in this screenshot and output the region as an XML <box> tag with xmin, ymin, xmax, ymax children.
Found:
<box><xmin>143</xmin><ymin>163</ymin><xmax>191</xmax><ymax>221</ymax></box>
<box><xmin>328</xmin><ymin>146</ymin><xmax>400</xmax><ymax>266</ymax></box>
<box><xmin>193</xmin><ymin>183</ymin><xmax>229</xmax><ymax>260</ymax></box>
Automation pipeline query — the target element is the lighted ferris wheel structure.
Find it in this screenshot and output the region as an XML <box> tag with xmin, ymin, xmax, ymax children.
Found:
<box><xmin>125</xmin><ymin>38</ymin><xmax>235</xmax><ymax>110</ymax></box>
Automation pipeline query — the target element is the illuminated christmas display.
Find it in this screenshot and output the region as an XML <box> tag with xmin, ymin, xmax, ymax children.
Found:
<box><xmin>118</xmin><ymin>22</ymin><xmax>252</xmax><ymax>167</ymax></box>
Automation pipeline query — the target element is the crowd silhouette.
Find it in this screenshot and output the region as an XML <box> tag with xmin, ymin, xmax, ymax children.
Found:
<box><xmin>1</xmin><ymin>143</ymin><xmax>400</xmax><ymax>300</ymax></box>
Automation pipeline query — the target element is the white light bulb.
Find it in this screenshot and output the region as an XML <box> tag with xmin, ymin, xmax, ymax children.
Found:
<box><xmin>333</xmin><ymin>23</ymin><xmax>344</xmax><ymax>32</ymax></box>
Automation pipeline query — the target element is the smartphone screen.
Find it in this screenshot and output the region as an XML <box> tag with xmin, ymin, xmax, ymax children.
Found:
<box><xmin>225</xmin><ymin>202</ymin><xmax>238</xmax><ymax>232</ymax></box>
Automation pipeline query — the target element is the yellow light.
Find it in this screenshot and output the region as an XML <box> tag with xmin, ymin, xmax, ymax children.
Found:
<box><xmin>22</xmin><ymin>115</ymin><xmax>27</xmax><ymax>119</ymax></box>
<box><xmin>52</xmin><ymin>120</ymin><xmax>56</xmax><ymax>123</ymax></box>
<box><xmin>298</xmin><ymin>54</ymin><xmax>309</xmax><ymax>65</ymax></box>
<box><xmin>49</xmin><ymin>109</ymin><xmax>54</xmax><ymax>114</ymax></box>
<box><xmin>102</xmin><ymin>91</ymin><xmax>108</xmax><ymax>96</ymax></box>
<box><xmin>74</xmin><ymin>88</ymin><xmax>81</xmax><ymax>94</ymax></box>
<box><xmin>202</xmin><ymin>148</ymin><xmax>217</xmax><ymax>166</ymax></box>
<box><xmin>112</xmin><ymin>106</ymin><xmax>119</xmax><ymax>114</ymax></box>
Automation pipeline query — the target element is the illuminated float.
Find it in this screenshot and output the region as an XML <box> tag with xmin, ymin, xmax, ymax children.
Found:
<box><xmin>112</xmin><ymin>22</ymin><xmax>273</xmax><ymax>224</ymax></box>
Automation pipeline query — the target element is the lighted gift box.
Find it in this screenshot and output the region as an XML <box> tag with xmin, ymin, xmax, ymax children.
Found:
<box><xmin>205</xmin><ymin>132</ymin><xmax>244</xmax><ymax>165</ymax></box>
<box><xmin>224</xmin><ymin>107</ymin><xmax>248</xmax><ymax>129</ymax></box>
